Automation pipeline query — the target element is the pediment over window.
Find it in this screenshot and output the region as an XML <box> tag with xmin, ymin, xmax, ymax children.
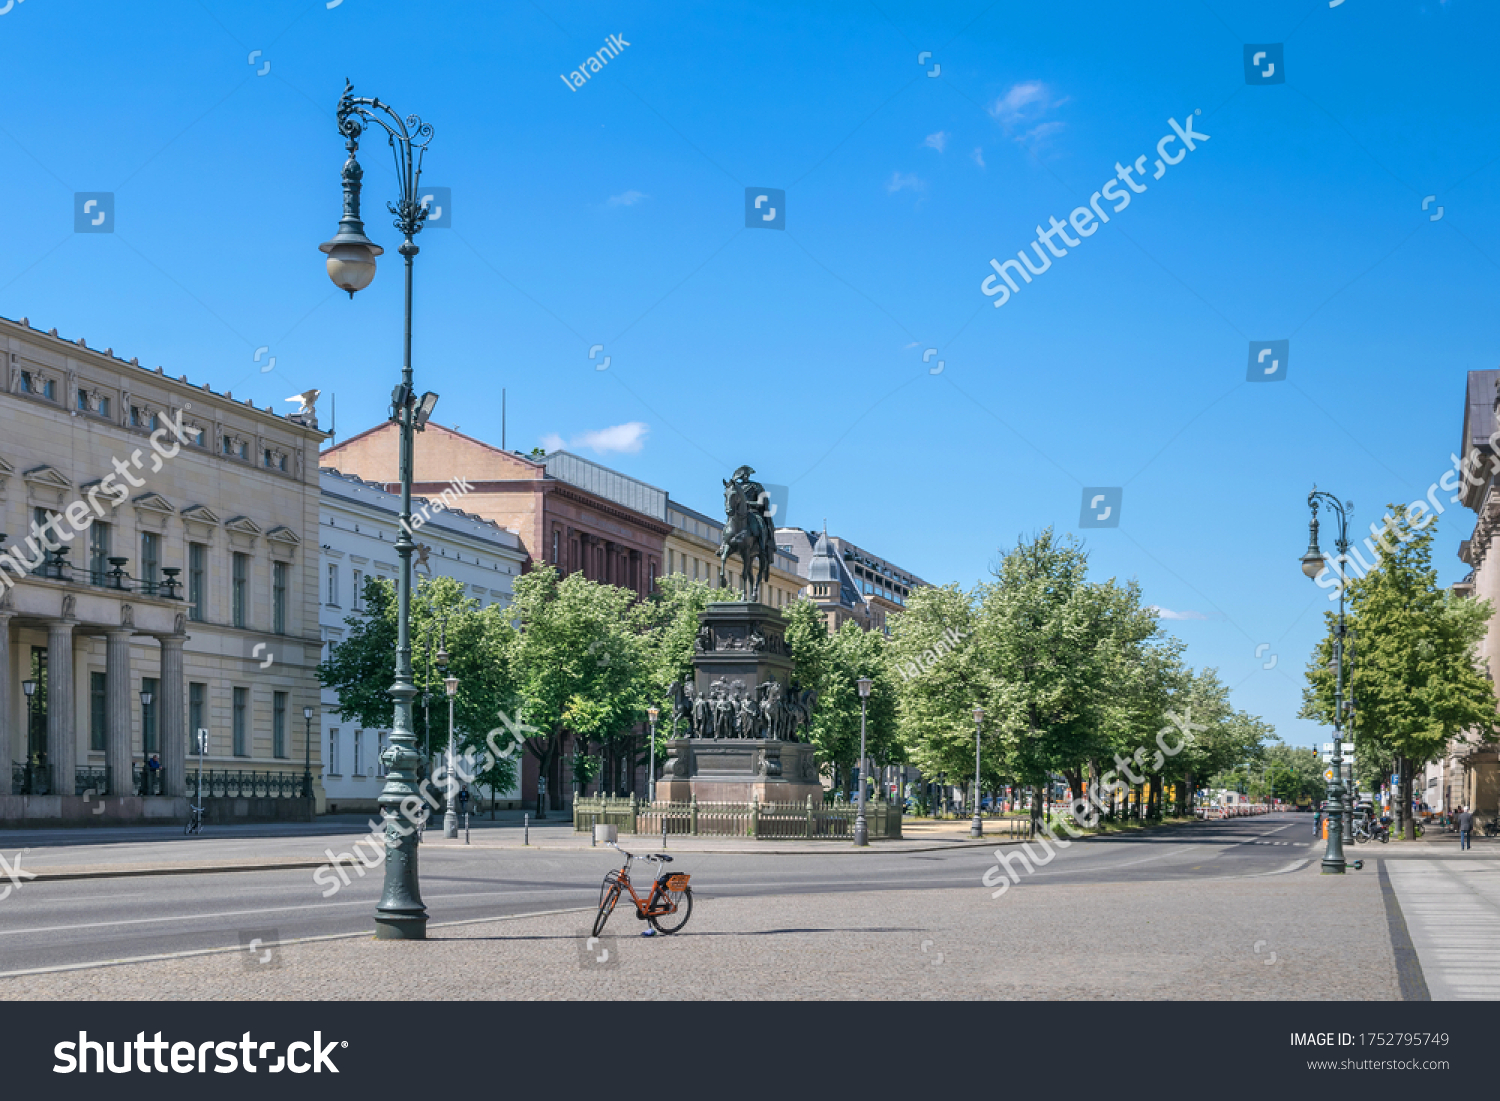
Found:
<box><xmin>266</xmin><ymin>525</ymin><xmax>301</xmax><ymax>546</ymax></box>
<box><xmin>133</xmin><ymin>492</ymin><xmax>175</xmax><ymax>514</ymax></box>
<box><xmin>23</xmin><ymin>465</ymin><xmax>72</xmax><ymax>490</ymax></box>
<box><xmin>225</xmin><ymin>515</ymin><xmax>264</xmax><ymax>536</ymax></box>
<box><xmin>181</xmin><ymin>504</ymin><xmax>222</xmax><ymax>526</ymax></box>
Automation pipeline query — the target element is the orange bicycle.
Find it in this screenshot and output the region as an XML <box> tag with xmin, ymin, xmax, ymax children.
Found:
<box><xmin>592</xmin><ymin>843</ymin><xmax>693</xmax><ymax>937</ymax></box>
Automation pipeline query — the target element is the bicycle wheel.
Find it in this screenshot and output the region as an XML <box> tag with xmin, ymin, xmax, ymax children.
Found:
<box><xmin>1378</xmin><ymin>828</ymin><xmax>1389</xmax><ymax>843</ymax></box>
<box><xmin>593</xmin><ymin>874</ymin><xmax>622</xmax><ymax>938</ymax></box>
<box><xmin>649</xmin><ymin>886</ymin><xmax>693</xmax><ymax>935</ymax></box>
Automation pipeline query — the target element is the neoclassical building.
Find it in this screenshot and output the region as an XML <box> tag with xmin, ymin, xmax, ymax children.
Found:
<box><xmin>1451</xmin><ymin>368</ymin><xmax>1500</xmax><ymax>822</ymax></box>
<box><xmin>1</xmin><ymin>315</ymin><xmax>324</xmax><ymax>822</ymax></box>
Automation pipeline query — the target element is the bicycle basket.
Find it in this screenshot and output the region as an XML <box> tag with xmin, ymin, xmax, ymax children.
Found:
<box><xmin>664</xmin><ymin>874</ymin><xmax>690</xmax><ymax>892</ymax></box>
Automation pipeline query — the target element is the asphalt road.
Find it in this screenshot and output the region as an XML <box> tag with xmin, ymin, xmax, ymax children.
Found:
<box><xmin>0</xmin><ymin>812</ymin><xmax>1341</xmax><ymax>975</ymax></box>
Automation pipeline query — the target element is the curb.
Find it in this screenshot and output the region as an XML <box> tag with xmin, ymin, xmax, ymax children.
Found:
<box><xmin>28</xmin><ymin>858</ymin><xmax>328</xmax><ymax>882</ymax></box>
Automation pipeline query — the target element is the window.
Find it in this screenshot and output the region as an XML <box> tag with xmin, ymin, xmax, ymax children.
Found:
<box><xmin>89</xmin><ymin>522</ymin><xmax>111</xmax><ymax>585</ymax></box>
<box><xmin>272</xmin><ymin>561</ymin><xmax>288</xmax><ymax>634</ymax></box>
<box><xmin>189</xmin><ymin>682</ymin><xmax>206</xmax><ymax>750</ymax></box>
<box><xmin>328</xmin><ymin>728</ymin><xmax>340</xmax><ymax>775</ymax></box>
<box><xmin>353</xmin><ymin>730</ymin><xmax>364</xmax><ymax>776</ymax></box>
<box><xmin>552</xmin><ymin>530</ymin><xmax>559</xmax><ymax>564</ymax></box>
<box><xmin>273</xmin><ymin>692</ymin><xmax>287</xmax><ymax>758</ymax></box>
<box><xmin>129</xmin><ymin>405</ymin><xmax>158</xmax><ymax>430</ymax></box>
<box><xmin>98</xmin><ymin>395</ymin><xmax>111</xmax><ymax>418</ymax></box>
<box><xmin>188</xmin><ymin>543</ymin><xmax>206</xmax><ymax>622</ymax></box>
<box><xmin>142</xmin><ymin>676</ymin><xmax>159</xmax><ymax>754</ymax></box>
<box><xmin>90</xmin><ymin>672</ymin><xmax>107</xmax><ymax>752</ymax></box>
<box><xmin>352</xmin><ymin>569</ymin><xmax>363</xmax><ymax>612</ymax></box>
<box><xmin>327</xmin><ymin>564</ymin><xmax>339</xmax><ymax>607</ymax></box>
<box><xmin>232</xmin><ymin>553</ymin><xmax>248</xmax><ymax>628</ymax></box>
<box><xmin>232</xmin><ymin>687</ymin><xmax>248</xmax><ymax>756</ymax></box>
<box><xmin>140</xmin><ymin>532</ymin><xmax>160</xmax><ymax>591</ymax></box>
<box><xmin>76</xmin><ymin>390</ymin><xmax>89</xmax><ymax>412</ymax></box>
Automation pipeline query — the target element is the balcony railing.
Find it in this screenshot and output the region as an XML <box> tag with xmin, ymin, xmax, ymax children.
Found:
<box><xmin>25</xmin><ymin>548</ymin><xmax>182</xmax><ymax>600</ymax></box>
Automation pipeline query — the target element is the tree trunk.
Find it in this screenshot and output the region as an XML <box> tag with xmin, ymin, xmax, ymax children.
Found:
<box><xmin>1402</xmin><ymin>755</ymin><xmax>1416</xmax><ymax>840</ymax></box>
<box><xmin>1030</xmin><ymin>784</ymin><xmax>1043</xmax><ymax>837</ymax></box>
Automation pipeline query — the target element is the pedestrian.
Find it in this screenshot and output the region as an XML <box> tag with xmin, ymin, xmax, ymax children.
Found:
<box><xmin>1458</xmin><ymin>805</ymin><xmax>1475</xmax><ymax>851</ymax></box>
<box><xmin>1313</xmin><ymin>802</ymin><xmax>1324</xmax><ymax>838</ymax></box>
<box><xmin>146</xmin><ymin>753</ymin><xmax>161</xmax><ymax>795</ymax></box>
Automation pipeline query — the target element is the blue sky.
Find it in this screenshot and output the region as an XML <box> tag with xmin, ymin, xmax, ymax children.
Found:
<box><xmin>2</xmin><ymin>0</ymin><xmax>1496</xmax><ymax>749</ymax></box>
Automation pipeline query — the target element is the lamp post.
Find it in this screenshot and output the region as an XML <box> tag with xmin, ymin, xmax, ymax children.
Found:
<box><xmin>21</xmin><ymin>679</ymin><xmax>38</xmax><ymax>794</ymax></box>
<box><xmin>970</xmin><ymin>705</ymin><xmax>985</xmax><ymax>838</ymax></box>
<box><xmin>443</xmin><ymin>673</ymin><xmax>459</xmax><ymax>839</ymax></box>
<box><xmin>139</xmin><ymin>688</ymin><xmax>154</xmax><ymax>795</ymax></box>
<box><xmin>646</xmin><ymin>706</ymin><xmax>659</xmax><ymax>803</ymax></box>
<box><xmin>322</xmin><ymin>80</ymin><xmax>438</xmax><ymax>939</ymax></box>
<box><xmin>302</xmin><ymin>706</ymin><xmax>314</xmax><ymax>800</ymax></box>
<box><xmin>854</xmin><ymin>676</ymin><xmax>872</xmax><ymax>846</ymax></box>
<box><xmin>1300</xmin><ymin>488</ymin><xmax>1350</xmax><ymax>874</ymax></box>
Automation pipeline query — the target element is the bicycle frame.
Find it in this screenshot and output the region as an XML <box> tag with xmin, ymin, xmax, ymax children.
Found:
<box><xmin>610</xmin><ymin>852</ymin><xmax>681</xmax><ymax>918</ymax></box>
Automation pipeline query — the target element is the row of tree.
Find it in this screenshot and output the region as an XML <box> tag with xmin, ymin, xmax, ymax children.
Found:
<box><xmin>320</xmin><ymin>530</ymin><xmax>1297</xmax><ymax>822</ymax></box>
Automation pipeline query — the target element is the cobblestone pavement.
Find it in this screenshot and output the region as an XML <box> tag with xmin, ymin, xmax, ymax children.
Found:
<box><xmin>0</xmin><ymin>859</ymin><xmax>1397</xmax><ymax>1000</ymax></box>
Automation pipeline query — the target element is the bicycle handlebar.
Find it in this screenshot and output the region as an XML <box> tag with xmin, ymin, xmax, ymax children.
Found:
<box><xmin>606</xmin><ymin>841</ymin><xmax>672</xmax><ymax>863</ymax></box>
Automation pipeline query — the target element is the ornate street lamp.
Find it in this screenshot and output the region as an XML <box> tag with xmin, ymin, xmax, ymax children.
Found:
<box><xmin>322</xmin><ymin>80</ymin><xmax>438</xmax><ymax>939</ymax></box>
<box><xmin>1300</xmin><ymin>488</ymin><xmax>1351</xmax><ymax>874</ymax></box>
<box><xmin>302</xmin><ymin>706</ymin><xmax>315</xmax><ymax>800</ymax></box>
<box><xmin>854</xmin><ymin>676</ymin><xmax>873</xmax><ymax>846</ymax></box>
<box><xmin>443</xmin><ymin>673</ymin><xmax>459</xmax><ymax>839</ymax></box>
<box><xmin>970</xmin><ymin>705</ymin><xmax>985</xmax><ymax>839</ymax></box>
<box><xmin>646</xmin><ymin>705</ymin><xmax>659</xmax><ymax>803</ymax></box>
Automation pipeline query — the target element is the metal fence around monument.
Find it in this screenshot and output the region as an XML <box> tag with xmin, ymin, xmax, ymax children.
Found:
<box><xmin>574</xmin><ymin>795</ymin><xmax>903</xmax><ymax>840</ymax></box>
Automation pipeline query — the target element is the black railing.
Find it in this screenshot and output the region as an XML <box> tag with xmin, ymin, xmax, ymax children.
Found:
<box><xmin>190</xmin><ymin>770</ymin><xmax>304</xmax><ymax>799</ymax></box>
<box><xmin>75</xmin><ymin>766</ymin><xmax>108</xmax><ymax>796</ymax></box>
<box><xmin>11</xmin><ymin>761</ymin><xmax>52</xmax><ymax>795</ymax></box>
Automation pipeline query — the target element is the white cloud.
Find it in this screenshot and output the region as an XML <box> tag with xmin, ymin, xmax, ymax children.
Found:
<box><xmin>987</xmin><ymin>81</ymin><xmax>1067</xmax><ymax>147</ymax></box>
<box><xmin>605</xmin><ymin>190</ymin><xmax>648</xmax><ymax>207</ymax></box>
<box><xmin>971</xmin><ymin>146</ymin><xmax>985</xmax><ymax>168</ymax></box>
<box><xmin>923</xmin><ymin>130</ymin><xmax>949</xmax><ymax>152</ymax></box>
<box><xmin>988</xmin><ymin>80</ymin><xmax>1049</xmax><ymax>127</ymax></box>
<box><xmin>885</xmin><ymin>171</ymin><xmax>925</xmax><ymax>194</ymax></box>
<box><xmin>543</xmin><ymin>421</ymin><xmax>650</xmax><ymax>455</ymax></box>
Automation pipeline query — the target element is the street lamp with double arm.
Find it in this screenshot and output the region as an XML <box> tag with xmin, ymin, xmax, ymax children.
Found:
<box><xmin>320</xmin><ymin>80</ymin><xmax>440</xmax><ymax>939</ymax></box>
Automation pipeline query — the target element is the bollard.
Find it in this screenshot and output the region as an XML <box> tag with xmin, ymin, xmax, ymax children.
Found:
<box><xmin>524</xmin><ymin>812</ymin><xmax>530</xmax><ymax>846</ymax></box>
<box><xmin>465</xmin><ymin>812</ymin><xmax>470</xmax><ymax>845</ymax></box>
<box><xmin>662</xmin><ymin>820</ymin><xmax>667</xmax><ymax>850</ymax></box>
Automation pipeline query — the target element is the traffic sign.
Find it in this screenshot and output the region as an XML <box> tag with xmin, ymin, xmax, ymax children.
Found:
<box><xmin>1324</xmin><ymin>768</ymin><xmax>1335</xmax><ymax>782</ymax></box>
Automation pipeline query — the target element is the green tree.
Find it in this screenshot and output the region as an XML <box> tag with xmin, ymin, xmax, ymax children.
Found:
<box><xmin>317</xmin><ymin>574</ymin><xmax>520</xmax><ymax>804</ymax></box>
<box><xmin>508</xmin><ymin>565</ymin><xmax>644</xmax><ymax>812</ymax></box>
<box><xmin>782</xmin><ymin>598</ymin><xmax>899</xmax><ymax>793</ymax></box>
<box><xmin>1302</xmin><ymin>507</ymin><xmax>1499</xmax><ymax>838</ymax></box>
<box><xmin>889</xmin><ymin>583</ymin><xmax>990</xmax><ymax>790</ymax></box>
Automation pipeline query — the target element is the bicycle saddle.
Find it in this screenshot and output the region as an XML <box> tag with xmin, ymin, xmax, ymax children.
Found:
<box><xmin>656</xmin><ymin>854</ymin><xmax>673</xmax><ymax>862</ymax></box>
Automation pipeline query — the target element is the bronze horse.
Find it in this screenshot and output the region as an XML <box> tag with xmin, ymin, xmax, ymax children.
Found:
<box><xmin>718</xmin><ymin>476</ymin><xmax>774</xmax><ymax>601</ymax></box>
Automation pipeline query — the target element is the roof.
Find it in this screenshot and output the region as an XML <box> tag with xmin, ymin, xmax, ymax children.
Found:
<box><xmin>544</xmin><ymin>451</ymin><xmax>666</xmax><ymax>520</ymax></box>
<box><xmin>320</xmin><ymin>467</ymin><xmax>522</xmax><ymax>551</ymax></box>
<box><xmin>1460</xmin><ymin>370</ymin><xmax>1500</xmax><ymax>511</ymax></box>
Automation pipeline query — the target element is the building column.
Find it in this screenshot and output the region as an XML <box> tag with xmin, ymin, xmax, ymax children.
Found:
<box><xmin>159</xmin><ymin>635</ymin><xmax>186</xmax><ymax>797</ymax></box>
<box><xmin>46</xmin><ymin>619</ymin><xmax>76</xmax><ymax>796</ymax></box>
<box><xmin>105</xmin><ymin>629</ymin><xmax>134</xmax><ymax>796</ymax></box>
<box><xmin>0</xmin><ymin>612</ymin><xmax>11</xmax><ymax>785</ymax></box>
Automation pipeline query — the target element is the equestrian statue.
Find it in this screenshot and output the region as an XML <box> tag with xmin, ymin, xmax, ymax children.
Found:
<box><xmin>718</xmin><ymin>464</ymin><xmax>776</xmax><ymax>602</ymax></box>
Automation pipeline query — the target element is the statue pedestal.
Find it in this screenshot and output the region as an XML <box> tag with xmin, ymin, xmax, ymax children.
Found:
<box><xmin>657</xmin><ymin>738</ymin><xmax>821</xmax><ymax>805</ymax></box>
<box><xmin>659</xmin><ymin>600</ymin><xmax>822</xmax><ymax>804</ymax></box>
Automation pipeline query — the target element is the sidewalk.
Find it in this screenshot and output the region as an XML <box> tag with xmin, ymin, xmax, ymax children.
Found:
<box><xmin>0</xmin><ymin>860</ymin><xmax>1394</xmax><ymax>1000</ymax></box>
